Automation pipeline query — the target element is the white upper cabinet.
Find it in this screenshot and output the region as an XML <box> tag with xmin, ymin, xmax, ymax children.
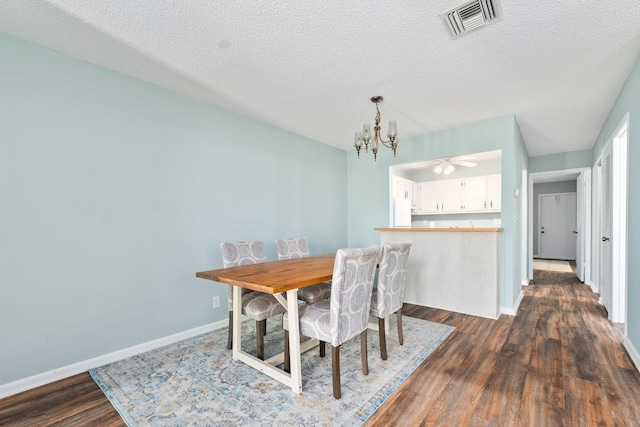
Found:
<box><xmin>392</xmin><ymin>175</ymin><xmax>417</xmax><ymax>209</ymax></box>
<box><xmin>418</xmin><ymin>179</ymin><xmax>462</xmax><ymax>214</ymax></box>
<box><xmin>416</xmin><ymin>174</ymin><xmax>501</xmax><ymax>215</ymax></box>
<box><xmin>461</xmin><ymin>176</ymin><xmax>487</xmax><ymax>211</ymax></box>
<box><xmin>485</xmin><ymin>174</ymin><xmax>501</xmax><ymax>211</ymax></box>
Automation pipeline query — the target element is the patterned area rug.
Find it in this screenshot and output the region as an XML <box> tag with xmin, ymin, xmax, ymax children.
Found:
<box><xmin>90</xmin><ymin>316</ymin><xmax>454</xmax><ymax>426</ymax></box>
<box><xmin>533</xmin><ymin>259</ymin><xmax>573</xmax><ymax>273</ymax></box>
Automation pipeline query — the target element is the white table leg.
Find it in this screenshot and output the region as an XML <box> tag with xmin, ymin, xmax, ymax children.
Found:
<box><xmin>230</xmin><ymin>287</ymin><xmax>303</xmax><ymax>394</ymax></box>
<box><xmin>232</xmin><ymin>286</ymin><xmax>242</xmax><ymax>360</ymax></box>
<box><xmin>286</xmin><ymin>289</ymin><xmax>302</xmax><ymax>393</ymax></box>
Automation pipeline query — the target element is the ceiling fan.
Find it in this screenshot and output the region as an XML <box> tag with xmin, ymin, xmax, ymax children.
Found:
<box><xmin>425</xmin><ymin>156</ymin><xmax>478</xmax><ymax>174</ymax></box>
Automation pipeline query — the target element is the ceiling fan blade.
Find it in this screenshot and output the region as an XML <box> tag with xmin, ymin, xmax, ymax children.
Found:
<box><xmin>451</xmin><ymin>160</ymin><xmax>477</xmax><ymax>167</ymax></box>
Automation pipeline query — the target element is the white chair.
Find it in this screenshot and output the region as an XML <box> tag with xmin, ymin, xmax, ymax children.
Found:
<box><xmin>275</xmin><ymin>237</ymin><xmax>332</xmax><ymax>303</ymax></box>
<box><xmin>220</xmin><ymin>240</ymin><xmax>286</xmax><ymax>360</ymax></box>
<box><xmin>283</xmin><ymin>245</ymin><xmax>379</xmax><ymax>399</ymax></box>
<box><xmin>370</xmin><ymin>242</ymin><xmax>411</xmax><ymax>360</ymax></box>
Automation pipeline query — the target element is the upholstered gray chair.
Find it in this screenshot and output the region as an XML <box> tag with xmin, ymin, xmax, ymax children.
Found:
<box><xmin>220</xmin><ymin>240</ymin><xmax>286</xmax><ymax>360</ymax></box>
<box><xmin>275</xmin><ymin>237</ymin><xmax>332</xmax><ymax>304</ymax></box>
<box><xmin>283</xmin><ymin>245</ymin><xmax>379</xmax><ymax>399</ymax></box>
<box><xmin>370</xmin><ymin>242</ymin><xmax>411</xmax><ymax>360</ymax></box>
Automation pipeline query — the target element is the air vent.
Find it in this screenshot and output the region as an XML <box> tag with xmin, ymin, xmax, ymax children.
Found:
<box><xmin>441</xmin><ymin>0</ymin><xmax>503</xmax><ymax>39</ymax></box>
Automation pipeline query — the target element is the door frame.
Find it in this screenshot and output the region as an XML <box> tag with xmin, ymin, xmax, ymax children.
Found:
<box><xmin>594</xmin><ymin>113</ymin><xmax>629</xmax><ymax>324</ymax></box>
<box><xmin>527</xmin><ymin>168</ymin><xmax>591</xmax><ymax>284</ymax></box>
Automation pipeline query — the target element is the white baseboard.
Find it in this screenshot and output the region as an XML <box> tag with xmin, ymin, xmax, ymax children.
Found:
<box><xmin>624</xmin><ymin>336</ymin><xmax>640</xmax><ymax>371</ymax></box>
<box><xmin>500</xmin><ymin>290</ymin><xmax>524</xmax><ymax>316</ymax></box>
<box><xmin>0</xmin><ymin>319</ymin><xmax>227</xmax><ymax>399</ymax></box>
<box><xmin>586</xmin><ymin>280</ymin><xmax>598</xmax><ymax>294</ymax></box>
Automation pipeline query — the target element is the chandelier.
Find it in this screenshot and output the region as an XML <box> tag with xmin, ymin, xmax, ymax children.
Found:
<box><xmin>353</xmin><ymin>96</ymin><xmax>398</xmax><ymax>161</ymax></box>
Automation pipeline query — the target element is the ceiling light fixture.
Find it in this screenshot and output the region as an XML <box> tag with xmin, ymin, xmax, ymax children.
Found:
<box><xmin>434</xmin><ymin>160</ymin><xmax>456</xmax><ymax>175</ymax></box>
<box><xmin>353</xmin><ymin>96</ymin><xmax>398</xmax><ymax>161</ymax></box>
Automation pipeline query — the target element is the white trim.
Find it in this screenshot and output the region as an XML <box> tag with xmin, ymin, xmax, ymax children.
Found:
<box><xmin>500</xmin><ymin>290</ymin><xmax>524</xmax><ymax>316</ymax></box>
<box><xmin>611</xmin><ymin>113</ymin><xmax>629</xmax><ymax>324</ymax></box>
<box><xmin>624</xmin><ymin>336</ymin><xmax>640</xmax><ymax>371</ymax></box>
<box><xmin>521</xmin><ymin>279</ymin><xmax>529</xmax><ymax>286</ymax></box>
<box><xmin>0</xmin><ymin>319</ymin><xmax>227</xmax><ymax>399</ymax></box>
<box><xmin>521</xmin><ymin>169</ymin><xmax>529</xmax><ymax>285</ymax></box>
<box><xmin>586</xmin><ymin>279</ymin><xmax>598</xmax><ymax>294</ymax></box>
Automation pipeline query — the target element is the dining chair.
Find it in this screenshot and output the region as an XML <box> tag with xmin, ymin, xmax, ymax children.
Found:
<box><xmin>370</xmin><ymin>242</ymin><xmax>412</xmax><ymax>360</ymax></box>
<box><xmin>220</xmin><ymin>240</ymin><xmax>286</xmax><ymax>360</ymax></box>
<box><xmin>283</xmin><ymin>245</ymin><xmax>379</xmax><ymax>399</ymax></box>
<box><xmin>275</xmin><ymin>237</ymin><xmax>332</xmax><ymax>304</ymax></box>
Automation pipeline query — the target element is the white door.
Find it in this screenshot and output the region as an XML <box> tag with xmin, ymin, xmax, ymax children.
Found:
<box><xmin>538</xmin><ymin>193</ymin><xmax>577</xmax><ymax>260</ymax></box>
<box><xmin>600</xmin><ymin>144</ymin><xmax>613</xmax><ymax>314</ymax></box>
<box><xmin>575</xmin><ymin>174</ymin><xmax>585</xmax><ymax>281</ymax></box>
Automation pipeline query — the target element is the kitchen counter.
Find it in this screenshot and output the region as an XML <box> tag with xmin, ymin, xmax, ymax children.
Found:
<box><xmin>375</xmin><ymin>227</ymin><xmax>502</xmax><ymax>232</ymax></box>
<box><xmin>377</xmin><ymin>227</ymin><xmax>500</xmax><ymax>319</ymax></box>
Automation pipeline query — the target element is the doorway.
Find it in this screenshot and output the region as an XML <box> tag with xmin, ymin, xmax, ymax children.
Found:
<box><xmin>527</xmin><ymin>168</ymin><xmax>591</xmax><ymax>284</ymax></box>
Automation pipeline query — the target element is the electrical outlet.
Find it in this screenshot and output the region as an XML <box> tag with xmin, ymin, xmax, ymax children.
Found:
<box><xmin>212</xmin><ymin>296</ymin><xmax>220</xmax><ymax>309</ymax></box>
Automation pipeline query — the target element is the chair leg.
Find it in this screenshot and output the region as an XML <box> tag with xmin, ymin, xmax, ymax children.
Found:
<box><xmin>332</xmin><ymin>345</ymin><xmax>341</xmax><ymax>399</ymax></box>
<box><xmin>256</xmin><ymin>320</ymin><xmax>265</xmax><ymax>360</ymax></box>
<box><xmin>361</xmin><ymin>330</ymin><xmax>369</xmax><ymax>375</ymax></box>
<box><xmin>378</xmin><ymin>317</ymin><xmax>387</xmax><ymax>360</ymax></box>
<box><xmin>284</xmin><ymin>330</ymin><xmax>290</xmax><ymax>373</ymax></box>
<box><xmin>227</xmin><ymin>311</ymin><xmax>233</xmax><ymax>350</ymax></box>
<box><xmin>319</xmin><ymin>341</ymin><xmax>326</xmax><ymax>357</ymax></box>
<box><xmin>397</xmin><ymin>309</ymin><xmax>404</xmax><ymax>345</ymax></box>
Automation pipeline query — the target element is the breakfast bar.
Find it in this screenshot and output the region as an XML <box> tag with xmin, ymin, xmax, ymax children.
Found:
<box><xmin>375</xmin><ymin>227</ymin><xmax>502</xmax><ymax>319</ymax></box>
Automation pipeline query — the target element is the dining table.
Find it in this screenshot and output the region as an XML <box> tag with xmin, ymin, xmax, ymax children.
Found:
<box><xmin>195</xmin><ymin>253</ymin><xmax>336</xmax><ymax>394</ymax></box>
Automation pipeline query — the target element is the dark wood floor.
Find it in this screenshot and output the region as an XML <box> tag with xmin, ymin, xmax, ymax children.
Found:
<box><xmin>2</xmin><ymin>269</ymin><xmax>639</xmax><ymax>426</ymax></box>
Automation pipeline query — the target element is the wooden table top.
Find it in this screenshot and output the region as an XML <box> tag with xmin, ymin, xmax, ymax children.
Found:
<box><xmin>196</xmin><ymin>253</ymin><xmax>335</xmax><ymax>294</ymax></box>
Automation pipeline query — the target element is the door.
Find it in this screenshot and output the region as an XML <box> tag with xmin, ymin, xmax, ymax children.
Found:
<box><xmin>600</xmin><ymin>144</ymin><xmax>613</xmax><ymax>313</ymax></box>
<box><xmin>538</xmin><ymin>193</ymin><xmax>577</xmax><ymax>260</ymax></box>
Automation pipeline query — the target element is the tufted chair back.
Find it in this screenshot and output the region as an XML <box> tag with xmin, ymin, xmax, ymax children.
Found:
<box><xmin>328</xmin><ymin>245</ymin><xmax>379</xmax><ymax>347</ymax></box>
<box><xmin>275</xmin><ymin>237</ymin><xmax>310</xmax><ymax>259</ymax></box>
<box><xmin>371</xmin><ymin>242</ymin><xmax>412</xmax><ymax>318</ymax></box>
<box><xmin>220</xmin><ymin>240</ymin><xmax>266</xmax><ymax>309</ymax></box>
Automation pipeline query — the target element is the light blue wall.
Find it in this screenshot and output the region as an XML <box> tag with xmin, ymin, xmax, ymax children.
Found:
<box><xmin>532</xmin><ymin>181</ymin><xmax>578</xmax><ymax>255</ymax></box>
<box><xmin>528</xmin><ymin>149</ymin><xmax>593</xmax><ymax>172</ymax></box>
<box><xmin>347</xmin><ymin>115</ymin><xmax>528</xmax><ymax>309</ymax></box>
<box><xmin>592</xmin><ymin>55</ymin><xmax>640</xmax><ymax>353</ymax></box>
<box><xmin>0</xmin><ymin>33</ymin><xmax>347</xmax><ymax>385</ymax></box>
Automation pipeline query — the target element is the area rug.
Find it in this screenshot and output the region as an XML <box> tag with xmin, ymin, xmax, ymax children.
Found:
<box><xmin>533</xmin><ymin>258</ymin><xmax>573</xmax><ymax>273</ymax></box>
<box><xmin>90</xmin><ymin>316</ymin><xmax>454</xmax><ymax>427</ymax></box>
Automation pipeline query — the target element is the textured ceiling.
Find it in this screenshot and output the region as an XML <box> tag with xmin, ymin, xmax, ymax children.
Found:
<box><xmin>1</xmin><ymin>1</ymin><xmax>640</xmax><ymax>157</ymax></box>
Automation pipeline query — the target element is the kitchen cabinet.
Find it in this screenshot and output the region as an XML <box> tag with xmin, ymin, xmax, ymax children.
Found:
<box><xmin>485</xmin><ymin>174</ymin><xmax>501</xmax><ymax>211</ymax></box>
<box><xmin>417</xmin><ymin>174</ymin><xmax>501</xmax><ymax>215</ymax></box>
<box><xmin>392</xmin><ymin>175</ymin><xmax>417</xmax><ymax>209</ymax></box>
<box><xmin>418</xmin><ymin>179</ymin><xmax>462</xmax><ymax>214</ymax></box>
<box><xmin>461</xmin><ymin>176</ymin><xmax>487</xmax><ymax>211</ymax></box>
